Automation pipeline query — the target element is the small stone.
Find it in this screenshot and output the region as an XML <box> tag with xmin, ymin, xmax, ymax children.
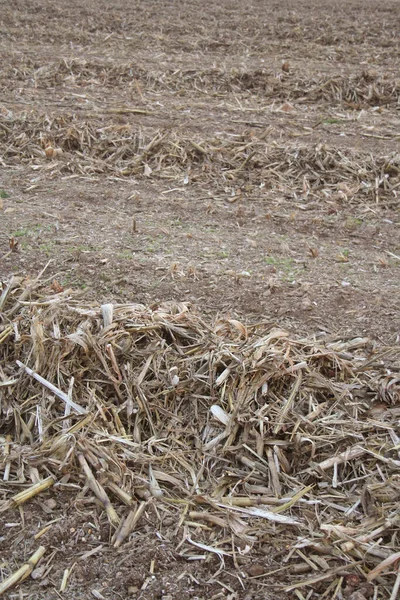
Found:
<box><xmin>91</xmin><ymin>591</ymin><xmax>107</xmax><ymax>600</ymax></box>
<box><xmin>246</xmin><ymin>564</ymin><xmax>264</xmax><ymax>577</ymax></box>
<box><xmin>128</xmin><ymin>586</ymin><xmax>139</xmax><ymax>595</ymax></box>
<box><xmin>45</xmin><ymin>498</ymin><xmax>57</xmax><ymax>510</ymax></box>
<box><xmin>301</xmin><ymin>297</ymin><xmax>312</xmax><ymax>311</ymax></box>
<box><xmin>280</xmin><ymin>101</ymin><xmax>296</xmax><ymax>112</ymax></box>
<box><xmin>31</xmin><ymin>566</ymin><xmax>45</xmax><ymax>580</ymax></box>
<box><xmin>362</xmin><ymin>69</ymin><xmax>378</xmax><ymax>82</ymax></box>
<box><xmin>348</xmin><ymin>592</ymin><xmax>367</xmax><ymax>600</ymax></box>
<box><xmin>356</xmin><ymin>586</ymin><xmax>374</xmax><ymax>600</ymax></box>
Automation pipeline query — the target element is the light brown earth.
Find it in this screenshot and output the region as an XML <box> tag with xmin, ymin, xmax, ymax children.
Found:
<box><xmin>0</xmin><ymin>0</ymin><xmax>399</xmax><ymax>598</ymax></box>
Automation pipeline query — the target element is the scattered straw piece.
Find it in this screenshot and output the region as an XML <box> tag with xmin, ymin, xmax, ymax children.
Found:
<box><xmin>0</xmin><ymin>546</ymin><xmax>46</xmax><ymax>596</ymax></box>
<box><xmin>78</xmin><ymin>454</ymin><xmax>119</xmax><ymax>527</ymax></box>
<box><xmin>366</xmin><ymin>551</ymin><xmax>400</xmax><ymax>582</ymax></box>
<box><xmin>16</xmin><ymin>361</ymin><xmax>87</xmax><ymax>415</ymax></box>
<box><xmin>0</xmin><ymin>477</ymin><xmax>55</xmax><ymax>513</ymax></box>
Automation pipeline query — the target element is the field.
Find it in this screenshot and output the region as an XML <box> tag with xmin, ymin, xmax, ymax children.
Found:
<box><xmin>0</xmin><ymin>0</ymin><xmax>399</xmax><ymax>598</ymax></box>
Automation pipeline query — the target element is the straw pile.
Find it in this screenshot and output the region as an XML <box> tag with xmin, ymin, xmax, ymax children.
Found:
<box><xmin>4</xmin><ymin>56</ymin><xmax>400</xmax><ymax>105</ymax></box>
<box><xmin>1</xmin><ymin>111</ymin><xmax>400</xmax><ymax>202</ymax></box>
<box><xmin>1</xmin><ymin>274</ymin><xmax>400</xmax><ymax>597</ymax></box>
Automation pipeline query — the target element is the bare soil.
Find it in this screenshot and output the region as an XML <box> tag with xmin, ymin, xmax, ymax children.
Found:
<box><xmin>0</xmin><ymin>0</ymin><xmax>399</xmax><ymax>598</ymax></box>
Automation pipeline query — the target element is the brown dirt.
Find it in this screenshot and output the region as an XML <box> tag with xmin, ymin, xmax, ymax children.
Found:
<box><xmin>0</xmin><ymin>0</ymin><xmax>399</xmax><ymax>598</ymax></box>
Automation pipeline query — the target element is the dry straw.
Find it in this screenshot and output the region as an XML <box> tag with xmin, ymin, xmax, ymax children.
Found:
<box><xmin>3</xmin><ymin>56</ymin><xmax>400</xmax><ymax>104</ymax></box>
<box><xmin>1</xmin><ymin>109</ymin><xmax>399</xmax><ymax>203</ymax></box>
<box><xmin>0</xmin><ymin>274</ymin><xmax>399</xmax><ymax>596</ymax></box>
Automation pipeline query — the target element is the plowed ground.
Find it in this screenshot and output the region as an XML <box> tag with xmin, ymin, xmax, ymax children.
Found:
<box><xmin>0</xmin><ymin>0</ymin><xmax>399</xmax><ymax>598</ymax></box>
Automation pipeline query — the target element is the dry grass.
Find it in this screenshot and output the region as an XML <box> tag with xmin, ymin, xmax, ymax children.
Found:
<box><xmin>1</xmin><ymin>273</ymin><xmax>399</xmax><ymax>596</ymax></box>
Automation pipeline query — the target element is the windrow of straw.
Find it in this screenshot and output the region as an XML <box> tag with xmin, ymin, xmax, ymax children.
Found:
<box><xmin>0</xmin><ymin>275</ymin><xmax>399</xmax><ymax>596</ymax></box>
<box><xmin>1</xmin><ymin>112</ymin><xmax>399</xmax><ymax>203</ymax></box>
<box><xmin>3</xmin><ymin>56</ymin><xmax>399</xmax><ymax>106</ymax></box>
